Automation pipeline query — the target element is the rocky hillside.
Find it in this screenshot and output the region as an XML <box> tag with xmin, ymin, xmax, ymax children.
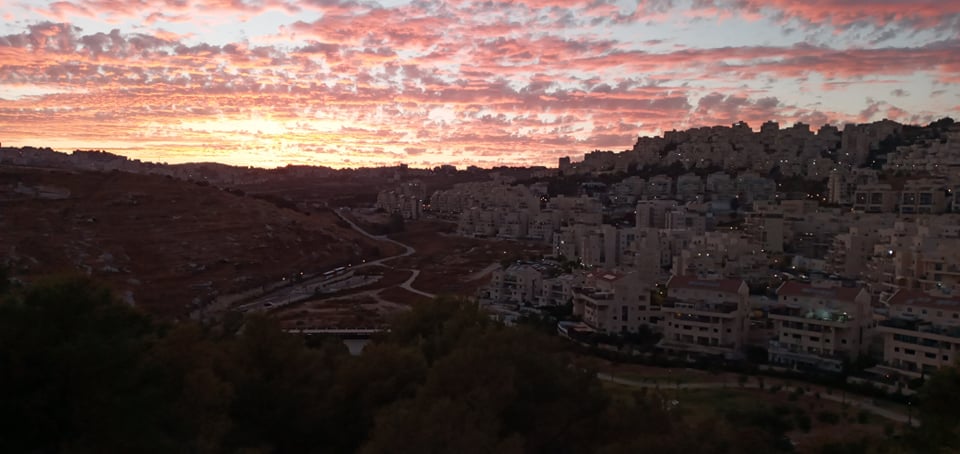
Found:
<box><xmin>0</xmin><ymin>166</ymin><xmax>396</xmax><ymax>317</ymax></box>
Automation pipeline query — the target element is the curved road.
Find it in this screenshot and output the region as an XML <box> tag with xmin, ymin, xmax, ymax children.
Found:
<box><xmin>333</xmin><ymin>208</ymin><xmax>435</xmax><ymax>299</ymax></box>
<box><xmin>223</xmin><ymin>208</ymin><xmax>432</xmax><ymax>315</ymax></box>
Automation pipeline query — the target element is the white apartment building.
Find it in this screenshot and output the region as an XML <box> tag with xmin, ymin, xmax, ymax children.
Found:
<box><xmin>853</xmin><ymin>183</ymin><xmax>898</xmax><ymax>213</ymax></box>
<box><xmin>743</xmin><ymin>211</ymin><xmax>785</xmax><ymax>253</ymax></box>
<box><xmin>736</xmin><ymin>172</ymin><xmax>777</xmax><ymax>202</ymax></box>
<box><xmin>646</xmin><ymin>175</ymin><xmax>673</xmax><ymax>199</ymax></box>
<box><xmin>826</xmin><ymin>216</ymin><xmax>897</xmax><ymax>280</ymax></box>
<box><xmin>665</xmin><ymin>207</ymin><xmax>707</xmax><ymax>235</ymax></box>
<box><xmin>658</xmin><ymin>276</ymin><xmax>750</xmax><ymax>359</ymax></box>
<box><xmin>539</xmin><ymin>274</ymin><xmax>579</xmax><ymax>307</ymax></box>
<box><xmin>705</xmin><ymin>171</ymin><xmax>736</xmax><ymax>199</ymax></box>
<box><xmin>635</xmin><ymin>199</ymin><xmax>678</xmax><ymax>229</ymax></box>
<box><xmin>828</xmin><ymin>168</ymin><xmax>879</xmax><ymax>205</ymax></box>
<box><xmin>672</xmin><ymin>232</ymin><xmax>768</xmax><ymax>280</ymax></box>
<box><xmin>375</xmin><ymin>181</ymin><xmax>426</xmax><ymax>220</ymax></box>
<box><xmin>481</xmin><ymin>261</ymin><xmax>583</xmax><ymax>308</ymax></box>
<box><xmin>900</xmin><ymin>179</ymin><xmax>948</xmax><ymax>215</ymax></box>
<box><xmin>866</xmin><ymin>216</ymin><xmax>960</xmax><ymax>295</ymax></box>
<box><xmin>876</xmin><ymin>289</ymin><xmax>960</xmax><ymax>378</ymax></box>
<box><xmin>547</xmin><ymin>195</ymin><xmax>603</xmax><ymax>226</ymax></box>
<box><xmin>767</xmin><ymin>281</ymin><xmax>874</xmax><ymax>373</ymax></box>
<box><xmin>675</xmin><ymin>173</ymin><xmax>704</xmax><ymax>201</ymax></box>
<box><xmin>573</xmin><ymin>270</ymin><xmax>656</xmax><ymax>333</ymax></box>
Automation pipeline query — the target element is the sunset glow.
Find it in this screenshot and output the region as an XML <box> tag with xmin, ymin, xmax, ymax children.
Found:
<box><xmin>2</xmin><ymin>0</ymin><xmax>959</xmax><ymax>168</ymax></box>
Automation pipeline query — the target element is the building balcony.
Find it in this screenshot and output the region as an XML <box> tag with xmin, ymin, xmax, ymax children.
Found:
<box><xmin>661</xmin><ymin>298</ymin><xmax>740</xmax><ymax>315</ymax></box>
<box><xmin>574</xmin><ymin>287</ymin><xmax>615</xmax><ymax>307</ymax></box>
<box><xmin>768</xmin><ymin>305</ymin><xmax>856</xmax><ymax>325</ymax></box>
<box><xmin>767</xmin><ymin>340</ymin><xmax>847</xmax><ymax>362</ymax></box>
<box><xmin>878</xmin><ymin>318</ymin><xmax>960</xmax><ymax>340</ymax></box>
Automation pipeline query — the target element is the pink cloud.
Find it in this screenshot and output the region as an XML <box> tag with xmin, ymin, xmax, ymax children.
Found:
<box><xmin>1</xmin><ymin>0</ymin><xmax>958</xmax><ymax>168</ymax></box>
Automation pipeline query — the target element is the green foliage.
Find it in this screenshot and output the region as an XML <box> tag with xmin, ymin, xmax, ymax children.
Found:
<box><xmin>0</xmin><ymin>276</ymin><xmax>173</xmax><ymax>453</ymax></box>
<box><xmin>0</xmin><ymin>282</ymin><xmax>801</xmax><ymax>454</ymax></box>
<box><xmin>914</xmin><ymin>363</ymin><xmax>960</xmax><ymax>450</ymax></box>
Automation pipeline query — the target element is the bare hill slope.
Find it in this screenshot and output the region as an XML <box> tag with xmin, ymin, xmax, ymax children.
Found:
<box><xmin>0</xmin><ymin>166</ymin><xmax>397</xmax><ymax>317</ymax></box>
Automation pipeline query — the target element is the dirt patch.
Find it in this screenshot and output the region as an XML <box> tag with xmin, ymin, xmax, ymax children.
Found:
<box><xmin>388</xmin><ymin>221</ymin><xmax>550</xmax><ymax>295</ymax></box>
<box><xmin>379</xmin><ymin>286</ymin><xmax>432</xmax><ymax>305</ymax></box>
<box><xmin>274</xmin><ymin>295</ymin><xmax>384</xmax><ymax>329</ymax></box>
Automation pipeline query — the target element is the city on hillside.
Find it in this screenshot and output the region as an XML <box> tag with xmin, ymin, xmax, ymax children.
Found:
<box><xmin>3</xmin><ymin>117</ymin><xmax>960</xmax><ymax>452</ymax></box>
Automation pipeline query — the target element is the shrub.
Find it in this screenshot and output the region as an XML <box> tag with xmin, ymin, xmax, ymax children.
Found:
<box><xmin>817</xmin><ymin>411</ymin><xmax>841</xmax><ymax>425</ymax></box>
<box><xmin>794</xmin><ymin>411</ymin><xmax>812</xmax><ymax>433</ymax></box>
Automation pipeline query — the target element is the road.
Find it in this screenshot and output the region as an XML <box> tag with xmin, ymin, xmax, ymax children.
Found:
<box><xmin>219</xmin><ymin>207</ymin><xmax>431</xmax><ymax>315</ymax></box>
<box><xmin>333</xmin><ymin>208</ymin><xmax>414</xmax><ymax>262</ymax></box>
<box><xmin>596</xmin><ymin>372</ymin><xmax>918</xmax><ymax>426</ymax></box>
<box><xmin>331</xmin><ymin>208</ymin><xmax>434</xmax><ymax>298</ymax></box>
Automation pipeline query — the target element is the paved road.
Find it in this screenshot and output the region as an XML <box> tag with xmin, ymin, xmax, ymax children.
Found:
<box><xmin>221</xmin><ymin>208</ymin><xmax>424</xmax><ymax>315</ymax></box>
<box><xmin>333</xmin><ymin>208</ymin><xmax>414</xmax><ymax>263</ymax></box>
<box><xmin>334</xmin><ymin>208</ymin><xmax>434</xmax><ymax>298</ymax></box>
<box><xmin>596</xmin><ymin>372</ymin><xmax>918</xmax><ymax>426</ymax></box>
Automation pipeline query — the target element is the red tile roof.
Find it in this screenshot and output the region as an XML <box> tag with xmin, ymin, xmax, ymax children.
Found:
<box><xmin>666</xmin><ymin>275</ymin><xmax>745</xmax><ymax>294</ymax></box>
<box><xmin>776</xmin><ymin>281</ymin><xmax>865</xmax><ymax>303</ymax></box>
<box><xmin>887</xmin><ymin>289</ymin><xmax>960</xmax><ymax>309</ymax></box>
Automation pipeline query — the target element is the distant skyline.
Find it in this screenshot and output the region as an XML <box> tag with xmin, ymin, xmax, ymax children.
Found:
<box><xmin>1</xmin><ymin>0</ymin><xmax>959</xmax><ymax>169</ymax></box>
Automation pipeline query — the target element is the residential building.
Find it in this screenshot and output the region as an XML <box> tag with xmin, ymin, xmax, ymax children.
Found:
<box><xmin>635</xmin><ymin>199</ymin><xmax>678</xmax><ymax>229</ymax></box>
<box><xmin>853</xmin><ymin>183</ymin><xmax>898</xmax><ymax>213</ymax></box>
<box><xmin>658</xmin><ymin>276</ymin><xmax>750</xmax><ymax>359</ymax></box>
<box><xmin>767</xmin><ymin>281</ymin><xmax>874</xmax><ymax>372</ymax></box>
<box><xmin>876</xmin><ymin>289</ymin><xmax>960</xmax><ymax>378</ymax></box>
<box><xmin>900</xmin><ymin>179</ymin><xmax>948</xmax><ymax>215</ymax></box>
<box><xmin>572</xmin><ymin>270</ymin><xmax>655</xmax><ymax>333</ymax></box>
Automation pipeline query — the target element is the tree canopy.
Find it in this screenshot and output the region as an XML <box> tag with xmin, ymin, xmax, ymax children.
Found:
<box><xmin>5</xmin><ymin>277</ymin><xmax>937</xmax><ymax>453</ymax></box>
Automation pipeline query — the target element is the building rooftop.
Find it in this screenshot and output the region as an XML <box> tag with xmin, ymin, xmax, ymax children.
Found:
<box><xmin>887</xmin><ymin>289</ymin><xmax>960</xmax><ymax>310</ymax></box>
<box><xmin>776</xmin><ymin>281</ymin><xmax>865</xmax><ymax>303</ymax></box>
<box><xmin>666</xmin><ymin>275</ymin><xmax>745</xmax><ymax>294</ymax></box>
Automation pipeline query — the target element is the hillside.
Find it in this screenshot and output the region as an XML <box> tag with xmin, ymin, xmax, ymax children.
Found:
<box><xmin>0</xmin><ymin>165</ymin><xmax>398</xmax><ymax>317</ymax></box>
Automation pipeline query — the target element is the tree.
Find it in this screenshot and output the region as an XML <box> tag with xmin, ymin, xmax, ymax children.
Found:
<box><xmin>329</xmin><ymin>343</ymin><xmax>427</xmax><ymax>452</ymax></box>
<box><xmin>914</xmin><ymin>363</ymin><xmax>960</xmax><ymax>450</ymax></box>
<box><xmin>0</xmin><ymin>276</ymin><xmax>175</xmax><ymax>453</ymax></box>
<box><xmin>220</xmin><ymin>315</ymin><xmax>341</xmax><ymax>453</ymax></box>
<box><xmin>0</xmin><ymin>265</ymin><xmax>9</xmax><ymax>296</ymax></box>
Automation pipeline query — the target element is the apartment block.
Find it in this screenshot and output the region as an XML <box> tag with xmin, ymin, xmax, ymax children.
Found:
<box><xmin>853</xmin><ymin>183</ymin><xmax>898</xmax><ymax>213</ymax></box>
<box><xmin>573</xmin><ymin>270</ymin><xmax>655</xmax><ymax>333</ymax></box>
<box><xmin>485</xmin><ymin>263</ymin><xmax>544</xmax><ymax>305</ymax></box>
<box><xmin>876</xmin><ymin>290</ymin><xmax>960</xmax><ymax>378</ymax></box>
<box><xmin>900</xmin><ymin>179</ymin><xmax>948</xmax><ymax>215</ymax></box>
<box><xmin>635</xmin><ymin>199</ymin><xmax>678</xmax><ymax>229</ymax></box>
<box><xmin>767</xmin><ymin>282</ymin><xmax>874</xmax><ymax>373</ymax></box>
<box><xmin>658</xmin><ymin>276</ymin><xmax>750</xmax><ymax>359</ymax></box>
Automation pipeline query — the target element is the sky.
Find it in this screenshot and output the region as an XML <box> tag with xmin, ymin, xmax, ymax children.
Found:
<box><xmin>1</xmin><ymin>0</ymin><xmax>959</xmax><ymax>169</ymax></box>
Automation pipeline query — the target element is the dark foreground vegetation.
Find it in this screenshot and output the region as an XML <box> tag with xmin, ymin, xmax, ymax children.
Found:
<box><xmin>1</xmin><ymin>276</ymin><xmax>958</xmax><ymax>453</ymax></box>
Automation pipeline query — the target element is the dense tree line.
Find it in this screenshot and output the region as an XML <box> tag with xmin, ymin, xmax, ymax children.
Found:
<box><xmin>0</xmin><ymin>277</ymin><xmax>955</xmax><ymax>453</ymax></box>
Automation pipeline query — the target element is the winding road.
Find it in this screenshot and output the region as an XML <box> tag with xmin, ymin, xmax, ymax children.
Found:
<box><xmin>332</xmin><ymin>208</ymin><xmax>435</xmax><ymax>299</ymax></box>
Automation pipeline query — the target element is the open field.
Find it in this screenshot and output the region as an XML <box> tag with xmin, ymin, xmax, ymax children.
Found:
<box><xmin>387</xmin><ymin>220</ymin><xmax>551</xmax><ymax>295</ymax></box>
<box><xmin>268</xmin><ymin>218</ymin><xmax>550</xmax><ymax>327</ymax></box>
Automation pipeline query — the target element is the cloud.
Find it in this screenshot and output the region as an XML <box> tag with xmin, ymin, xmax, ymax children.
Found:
<box><xmin>0</xmin><ymin>0</ymin><xmax>957</xmax><ymax>168</ymax></box>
